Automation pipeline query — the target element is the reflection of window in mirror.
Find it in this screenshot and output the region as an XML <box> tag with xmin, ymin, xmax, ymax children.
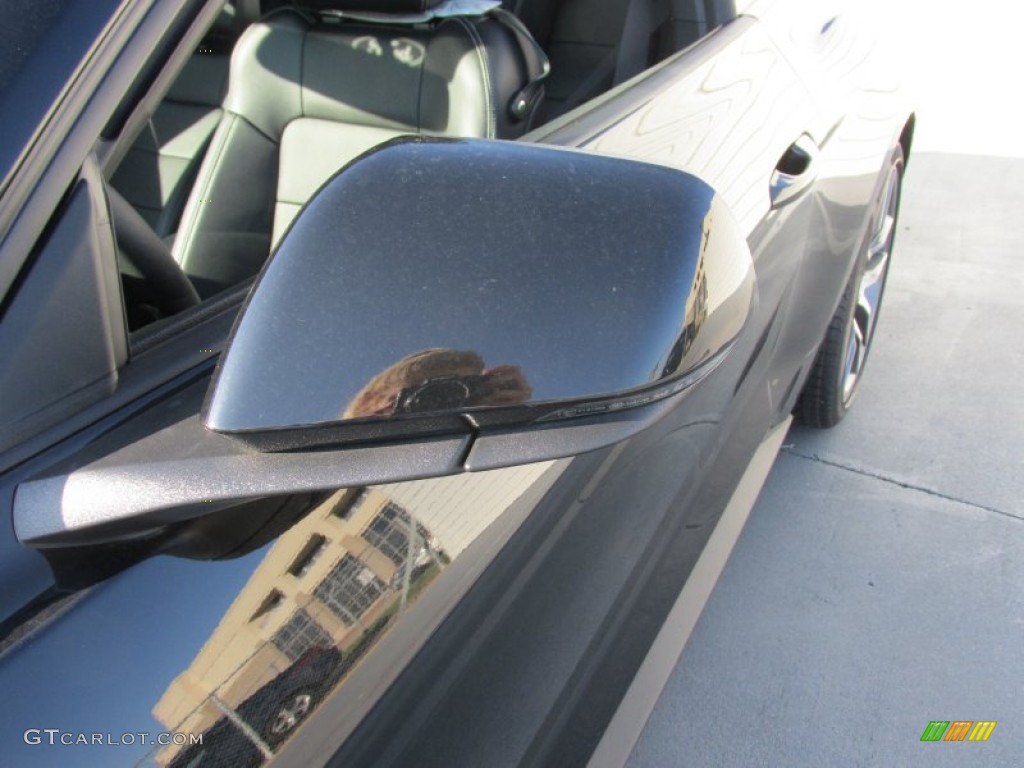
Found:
<box><xmin>330</xmin><ymin>488</ymin><xmax>365</xmax><ymax>521</ymax></box>
<box><xmin>314</xmin><ymin>554</ymin><xmax>387</xmax><ymax>624</ymax></box>
<box><xmin>287</xmin><ymin>534</ymin><xmax>328</xmax><ymax>578</ymax></box>
<box><xmin>249</xmin><ymin>589</ymin><xmax>284</xmax><ymax>623</ymax></box>
<box><xmin>363</xmin><ymin>502</ymin><xmax>419</xmax><ymax>568</ymax></box>
<box><xmin>272</xmin><ymin>608</ymin><xmax>333</xmax><ymax>662</ymax></box>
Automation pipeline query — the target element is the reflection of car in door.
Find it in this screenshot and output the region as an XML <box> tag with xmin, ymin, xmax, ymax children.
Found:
<box><xmin>169</xmin><ymin>645</ymin><xmax>343</xmax><ymax>767</ymax></box>
<box><xmin>0</xmin><ymin>1</ymin><xmax>913</xmax><ymax>767</ymax></box>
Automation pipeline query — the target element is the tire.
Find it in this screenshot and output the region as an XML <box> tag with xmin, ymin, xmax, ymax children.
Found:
<box><xmin>796</xmin><ymin>145</ymin><xmax>904</xmax><ymax>428</ymax></box>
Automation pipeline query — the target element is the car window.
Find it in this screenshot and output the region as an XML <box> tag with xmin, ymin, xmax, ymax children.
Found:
<box><xmin>102</xmin><ymin>3</ymin><xmax>244</xmax><ymax>334</ymax></box>
<box><xmin>103</xmin><ymin>0</ymin><xmax>737</xmax><ymax>336</ymax></box>
<box><xmin>108</xmin><ymin>47</ymin><xmax>231</xmax><ymax>242</ymax></box>
<box><xmin>0</xmin><ymin>160</ymin><xmax>127</xmax><ymax>455</ymax></box>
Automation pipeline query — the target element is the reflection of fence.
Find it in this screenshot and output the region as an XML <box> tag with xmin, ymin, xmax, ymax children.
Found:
<box><xmin>140</xmin><ymin>518</ymin><xmax>445</xmax><ymax>768</ymax></box>
<box><xmin>209</xmin><ymin>692</ymin><xmax>274</xmax><ymax>761</ymax></box>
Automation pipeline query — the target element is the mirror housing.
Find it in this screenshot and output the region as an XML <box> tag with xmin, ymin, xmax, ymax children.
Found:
<box><xmin>15</xmin><ymin>139</ymin><xmax>756</xmax><ymax>550</ymax></box>
<box><xmin>205</xmin><ymin>138</ymin><xmax>754</xmax><ymax>453</ymax></box>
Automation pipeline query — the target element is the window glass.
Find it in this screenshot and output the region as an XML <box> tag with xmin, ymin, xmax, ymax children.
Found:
<box><xmin>272</xmin><ymin>608</ymin><xmax>333</xmax><ymax>662</ymax></box>
<box><xmin>362</xmin><ymin>503</ymin><xmax>430</xmax><ymax>570</ymax></box>
<box><xmin>287</xmin><ymin>535</ymin><xmax>328</xmax><ymax>579</ymax></box>
<box><xmin>314</xmin><ymin>555</ymin><xmax>388</xmax><ymax>626</ymax></box>
<box><xmin>249</xmin><ymin>590</ymin><xmax>285</xmax><ymax>622</ymax></box>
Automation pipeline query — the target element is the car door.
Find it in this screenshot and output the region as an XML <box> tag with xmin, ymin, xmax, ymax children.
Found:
<box><xmin>0</xmin><ymin>170</ymin><xmax>751</xmax><ymax>768</ymax></box>
<box><xmin>0</xmin><ymin>192</ymin><xmax>747</xmax><ymax>768</ymax></box>
<box><xmin>745</xmin><ymin>0</ymin><xmax>913</xmax><ymax>382</ymax></box>
<box><xmin>0</xmin><ymin>6</ymin><xmax>819</xmax><ymax>768</ymax></box>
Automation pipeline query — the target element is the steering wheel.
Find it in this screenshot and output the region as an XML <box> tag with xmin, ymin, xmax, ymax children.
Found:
<box><xmin>106</xmin><ymin>184</ymin><xmax>200</xmax><ymax>320</ymax></box>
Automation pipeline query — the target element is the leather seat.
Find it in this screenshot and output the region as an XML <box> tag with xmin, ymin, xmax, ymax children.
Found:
<box><xmin>110</xmin><ymin>52</ymin><xmax>229</xmax><ymax>238</ymax></box>
<box><xmin>505</xmin><ymin>0</ymin><xmax>729</xmax><ymax>121</ymax></box>
<box><xmin>173</xmin><ymin>1</ymin><xmax>547</xmax><ymax>297</ymax></box>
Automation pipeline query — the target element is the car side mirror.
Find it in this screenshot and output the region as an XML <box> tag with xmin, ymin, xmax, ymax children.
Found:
<box><xmin>15</xmin><ymin>138</ymin><xmax>755</xmax><ymax>549</ymax></box>
<box><xmin>205</xmin><ymin>137</ymin><xmax>755</xmax><ymax>462</ymax></box>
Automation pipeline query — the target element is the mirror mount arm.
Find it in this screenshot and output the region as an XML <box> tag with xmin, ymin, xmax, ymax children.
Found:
<box><xmin>13</xmin><ymin>413</ymin><xmax>470</xmax><ymax>548</ymax></box>
<box><xmin>13</xmin><ymin>381</ymin><xmax>713</xmax><ymax>549</ymax></box>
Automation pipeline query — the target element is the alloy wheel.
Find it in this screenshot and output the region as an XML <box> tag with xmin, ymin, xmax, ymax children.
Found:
<box><xmin>841</xmin><ymin>159</ymin><xmax>902</xmax><ymax>405</ymax></box>
<box><xmin>270</xmin><ymin>692</ymin><xmax>314</xmax><ymax>736</ymax></box>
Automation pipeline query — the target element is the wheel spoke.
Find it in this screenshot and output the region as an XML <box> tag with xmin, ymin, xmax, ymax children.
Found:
<box><xmin>293</xmin><ymin>694</ymin><xmax>312</xmax><ymax>716</ymax></box>
<box><xmin>844</xmin><ymin>162</ymin><xmax>900</xmax><ymax>406</ymax></box>
<box><xmin>272</xmin><ymin>712</ymin><xmax>297</xmax><ymax>734</ymax></box>
<box><xmin>271</xmin><ymin>693</ymin><xmax>313</xmax><ymax>734</ymax></box>
<box><xmin>867</xmin><ymin>212</ymin><xmax>895</xmax><ymax>266</ymax></box>
<box><xmin>842</xmin><ymin>320</ymin><xmax>864</xmax><ymax>403</ymax></box>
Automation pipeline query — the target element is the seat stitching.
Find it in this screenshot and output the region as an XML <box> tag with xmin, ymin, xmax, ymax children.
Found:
<box><xmin>173</xmin><ymin>112</ymin><xmax>237</xmax><ymax>265</ymax></box>
<box><xmin>451</xmin><ymin>17</ymin><xmax>495</xmax><ymax>138</ymax></box>
<box><xmin>299</xmin><ymin>24</ymin><xmax>307</xmax><ymax>117</ymax></box>
<box><xmin>415</xmin><ymin>31</ymin><xmax>427</xmax><ymax>131</ymax></box>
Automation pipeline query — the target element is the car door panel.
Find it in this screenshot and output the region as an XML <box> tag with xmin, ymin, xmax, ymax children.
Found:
<box><xmin>331</xmin><ymin>385</ymin><xmax>776</xmax><ymax>768</ymax></box>
<box><xmin>1</xmin><ymin>301</ymin><xmax>756</xmax><ymax>767</ymax></box>
<box><xmin>1</xmin><ymin>211</ymin><xmax>765</xmax><ymax>766</ymax></box>
<box><xmin>3</xmin><ymin>412</ymin><xmax>764</xmax><ymax>768</ymax></box>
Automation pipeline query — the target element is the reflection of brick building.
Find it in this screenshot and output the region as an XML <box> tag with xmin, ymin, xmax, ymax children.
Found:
<box><xmin>153</xmin><ymin>462</ymin><xmax>557</xmax><ymax>765</ymax></box>
<box><xmin>153</xmin><ymin>487</ymin><xmax>441</xmax><ymax>763</ymax></box>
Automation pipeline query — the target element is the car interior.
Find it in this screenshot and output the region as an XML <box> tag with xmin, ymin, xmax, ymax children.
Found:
<box><xmin>107</xmin><ymin>0</ymin><xmax>736</xmax><ymax>331</ymax></box>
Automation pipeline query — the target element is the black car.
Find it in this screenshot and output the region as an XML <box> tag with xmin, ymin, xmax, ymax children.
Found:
<box><xmin>168</xmin><ymin>645</ymin><xmax>344</xmax><ymax>767</ymax></box>
<box><xmin>0</xmin><ymin>0</ymin><xmax>912</xmax><ymax>766</ymax></box>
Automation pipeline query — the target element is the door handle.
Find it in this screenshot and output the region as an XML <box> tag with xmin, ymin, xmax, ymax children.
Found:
<box><xmin>769</xmin><ymin>134</ymin><xmax>819</xmax><ymax>208</ymax></box>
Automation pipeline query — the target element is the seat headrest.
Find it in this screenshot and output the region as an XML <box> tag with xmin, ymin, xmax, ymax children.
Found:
<box><xmin>299</xmin><ymin>0</ymin><xmax>447</xmax><ymax>13</ymax></box>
